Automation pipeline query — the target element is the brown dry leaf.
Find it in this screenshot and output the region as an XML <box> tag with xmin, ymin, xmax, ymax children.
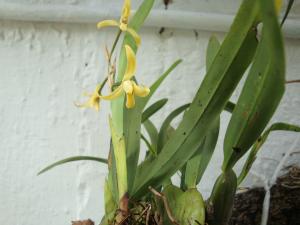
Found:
<box><xmin>71</xmin><ymin>219</ymin><xmax>94</xmax><ymax>225</ymax></box>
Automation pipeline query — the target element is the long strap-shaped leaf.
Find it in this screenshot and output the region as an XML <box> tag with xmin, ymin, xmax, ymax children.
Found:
<box><xmin>141</xmin><ymin>133</ymin><xmax>157</xmax><ymax>157</ymax></box>
<box><xmin>237</xmin><ymin>122</ymin><xmax>300</xmax><ymax>185</ymax></box>
<box><xmin>142</xmin><ymin>98</ymin><xmax>168</xmax><ymax>123</ymax></box>
<box><xmin>143</xmin><ymin>119</ymin><xmax>159</xmax><ymax>151</ymax></box>
<box><xmin>157</xmin><ymin>104</ymin><xmax>190</xmax><ymax>152</ymax></box>
<box><xmin>141</xmin><ymin>60</ymin><xmax>182</xmax><ymax>109</ymax></box>
<box><xmin>139</xmin><ymin>98</ymin><xmax>169</xmax><ymax>157</ymax></box>
<box><xmin>38</xmin><ymin>156</ymin><xmax>107</xmax><ymax>175</ymax></box>
<box><xmin>223</xmin><ymin>0</ymin><xmax>285</xmax><ymax>171</ymax></box>
<box><xmin>183</xmin><ymin>36</ymin><xmax>221</xmax><ymax>189</ymax></box>
<box><xmin>109</xmin><ymin>117</ymin><xmax>128</xmax><ymax>200</ymax></box>
<box><xmin>103</xmin><ymin>179</ymin><xmax>118</xmax><ymax>225</ymax></box>
<box><xmin>132</xmin><ymin>0</ymin><xmax>259</xmax><ymax>198</ymax></box>
<box><xmin>184</xmin><ymin>119</ymin><xmax>220</xmax><ymax>189</ymax></box>
<box><xmin>107</xmin><ymin>140</ymin><xmax>119</xmax><ymax>203</ymax></box>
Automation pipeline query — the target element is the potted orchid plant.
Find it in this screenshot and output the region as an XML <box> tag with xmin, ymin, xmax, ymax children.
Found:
<box><xmin>39</xmin><ymin>0</ymin><xmax>300</xmax><ymax>225</ymax></box>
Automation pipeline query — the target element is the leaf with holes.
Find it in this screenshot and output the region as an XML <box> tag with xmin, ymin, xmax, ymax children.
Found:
<box><xmin>223</xmin><ymin>0</ymin><xmax>285</xmax><ymax>171</ymax></box>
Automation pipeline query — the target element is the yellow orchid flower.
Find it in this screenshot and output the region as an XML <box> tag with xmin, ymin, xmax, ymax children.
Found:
<box><xmin>97</xmin><ymin>0</ymin><xmax>141</xmax><ymax>46</ymax></box>
<box><xmin>101</xmin><ymin>45</ymin><xmax>150</xmax><ymax>109</ymax></box>
<box><xmin>75</xmin><ymin>84</ymin><xmax>101</xmax><ymax>111</ymax></box>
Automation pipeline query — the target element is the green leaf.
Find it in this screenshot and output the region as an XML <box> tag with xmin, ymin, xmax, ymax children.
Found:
<box><xmin>183</xmin><ymin>35</ymin><xmax>221</xmax><ymax>189</ymax></box>
<box><xmin>141</xmin><ymin>133</ymin><xmax>157</xmax><ymax>157</ymax></box>
<box><xmin>208</xmin><ymin>170</ymin><xmax>237</xmax><ymax>225</ymax></box>
<box><xmin>140</xmin><ymin>60</ymin><xmax>183</xmax><ymax>160</ymax></box>
<box><xmin>163</xmin><ymin>186</ymin><xmax>205</xmax><ymax>225</ymax></box>
<box><xmin>109</xmin><ymin>117</ymin><xmax>128</xmax><ymax>199</ymax></box>
<box><xmin>142</xmin><ymin>60</ymin><xmax>182</xmax><ymax>109</ymax></box>
<box><xmin>143</xmin><ymin>119</ymin><xmax>159</xmax><ymax>150</ymax></box>
<box><xmin>107</xmin><ymin>140</ymin><xmax>119</xmax><ymax>203</ymax></box>
<box><xmin>142</xmin><ymin>98</ymin><xmax>168</xmax><ymax>123</ymax></box>
<box><xmin>223</xmin><ymin>0</ymin><xmax>285</xmax><ymax>171</ymax></box>
<box><xmin>37</xmin><ymin>156</ymin><xmax>107</xmax><ymax>175</ymax></box>
<box><xmin>206</xmin><ymin>35</ymin><xmax>221</xmax><ymax>69</ymax></box>
<box><xmin>103</xmin><ymin>179</ymin><xmax>117</xmax><ymax>224</ymax></box>
<box><xmin>175</xmin><ymin>189</ymin><xmax>205</xmax><ymax>225</ymax></box>
<box><xmin>184</xmin><ymin>119</ymin><xmax>220</xmax><ymax>188</ymax></box>
<box><xmin>237</xmin><ymin>122</ymin><xmax>300</xmax><ymax>185</ymax></box>
<box><xmin>100</xmin><ymin>216</ymin><xmax>108</xmax><ymax>225</ymax></box>
<box><xmin>224</xmin><ymin>101</ymin><xmax>235</xmax><ymax>113</ymax></box>
<box><xmin>133</xmin><ymin>0</ymin><xmax>259</xmax><ymax>198</ymax></box>
<box><xmin>163</xmin><ymin>184</ymin><xmax>183</xmax><ymax>212</ymax></box>
<box><xmin>157</xmin><ymin>104</ymin><xmax>190</xmax><ymax>152</ymax></box>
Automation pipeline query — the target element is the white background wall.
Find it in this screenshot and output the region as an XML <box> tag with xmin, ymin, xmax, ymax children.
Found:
<box><xmin>0</xmin><ymin>1</ymin><xmax>299</xmax><ymax>225</ymax></box>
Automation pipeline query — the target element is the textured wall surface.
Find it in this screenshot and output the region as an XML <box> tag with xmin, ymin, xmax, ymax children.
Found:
<box><xmin>0</xmin><ymin>1</ymin><xmax>300</xmax><ymax>225</ymax></box>
<box><xmin>1</xmin><ymin>0</ymin><xmax>300</xmax><ymax>16</ymax></box>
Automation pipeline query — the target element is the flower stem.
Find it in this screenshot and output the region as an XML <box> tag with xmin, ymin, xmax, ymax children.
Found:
<box><xmin>98</xmin><ymin>77</ymin><xmax>108</xmax><ymax>95</ymax></box>
<box><xmin>99</xmin><ymin>29</ymin><xmax>123</xmax><ymax>94</ymax></box>
<box><xmin>109</xmin><ymin>29</ymin><xmax>122</xmax><ymax>64</ymax></box>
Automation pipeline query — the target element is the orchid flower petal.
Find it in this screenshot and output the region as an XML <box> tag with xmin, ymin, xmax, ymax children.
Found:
<box><xmin>74</xmin><ymin>96</ymin><xmax>100</xmax><ymax>111</ymax></box>
<box><xmin>127</xmin><ymin>28</ymin><xmax>141</xmax><ymax>46</ymax></box>
<box><xmin>93</xmin><ymin>101</ymin><xmax>100</xmax><ymax>111</ymax></box>
<box><xmin>75</xmin><ymin>101</ymin><xmax>90</xmax><ymax>109</ymax></box>
<box><xmin>132</xmin><ymin>81</ymin><xmax>150</xmax><ymax>97</ymax></box>
<box><xmin>75</xmin><ymin>85</ymin><xmax>101</xmax><ymax>111</ymax></box>
<box><xmin>120</xmin><ymin>0</ymin><xmax>131</xmax><ymax>31</ymax></box>
<box><xmin>126</xmin><ymin>93</ymin><xmax>135</xmax><ymax>108</ymax></box>
<box><xmin>123</xmin><ymin>45</ymin><xmax>136</xmax><ymax>81</ymax></box>
<box><xmin>97</xmin><ymin>20</ymin><xmax>119</xmax><ymax>29</ymax></box>
<box><xmin>100</xmin><ymin>85</ymin><xmax>123</xmax><ymax>100</ymax></box>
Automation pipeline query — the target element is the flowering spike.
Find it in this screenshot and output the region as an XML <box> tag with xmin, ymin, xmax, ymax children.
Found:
<box><xmin>100</xmin><ymin>45</ymin><xmax>150</xmax><ymax>109</ymax></box>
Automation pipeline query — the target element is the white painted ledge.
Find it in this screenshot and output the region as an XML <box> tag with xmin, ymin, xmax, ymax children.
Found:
<box><xmin>0</xmin><ymin>2</ymin><xmax>299</xmax><ymax>38</ymax></box>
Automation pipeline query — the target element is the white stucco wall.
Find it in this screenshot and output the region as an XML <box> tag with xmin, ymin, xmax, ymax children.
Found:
<box><xmin>0</xmin><ymin>1</ymin><xmax>299</xmax><ymax>225</ymax></box>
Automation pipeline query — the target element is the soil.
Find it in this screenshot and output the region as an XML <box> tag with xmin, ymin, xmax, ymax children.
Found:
<box><xmin>229</xmin><ymin>166</ymin><xmax>300</xmax><ymax>225</ymax></box>
<box><xmin>71</xmin><ymin>167</ymin><xmax>300</xmax><ymax>225</ymax></box>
